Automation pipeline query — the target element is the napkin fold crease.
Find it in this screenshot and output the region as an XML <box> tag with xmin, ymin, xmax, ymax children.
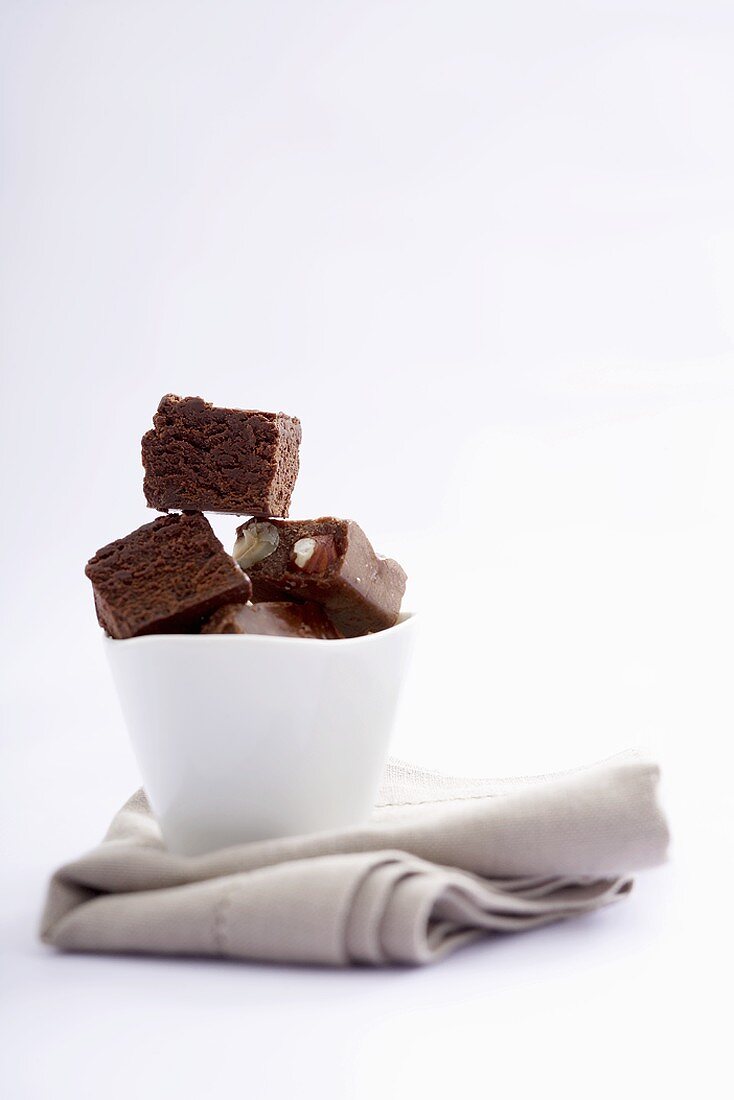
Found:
<box><xmin>40</xmin><ymin>752</ymin><xmax>668</xmax><ymax>967</ymax></box>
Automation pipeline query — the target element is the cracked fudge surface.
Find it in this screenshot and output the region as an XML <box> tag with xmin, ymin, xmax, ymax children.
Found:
<box><xmin>234</xmin><ymin>517</ymin><xmax>406</xmax><ymax>638</ymax></box>
<box><xmin>85</xmin><ymin>512</ymin><xmax>251</xmax><ymax>639</ymax></box>
<box><xmin>202</xmin><ymin>601</ymin><xmax>342</xmax><ymax>639</ymax></box>
<box><xmin>142</xmin><ymin>394</ymin><xmax>301</xmax><ymax>516</ymax></box>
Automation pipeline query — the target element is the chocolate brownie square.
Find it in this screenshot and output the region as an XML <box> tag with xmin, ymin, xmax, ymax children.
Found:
<box><xmin>202</xmin><ymin>601</ymin><xmax>342</xmax><ymax>639</ymax></box>
<box><xmin>232</xmin><ymin>517</ymin><xmax>407</xmax><ymax>637</ymax></box>
<box><xmin>85</xmin><ymin>512</ymin><xmax>251</xmax><ymax>639</ymax></box>
<box><xmin>142</xmin><ymin>395</ymin><xmax>301</xmax><ymax>516</ymax></box>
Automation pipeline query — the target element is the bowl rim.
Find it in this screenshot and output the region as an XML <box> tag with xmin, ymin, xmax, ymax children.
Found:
<box><xmin>102</xmin><ymin>610</ymin><xmax>416</xmax><ymax>649</ymax></box>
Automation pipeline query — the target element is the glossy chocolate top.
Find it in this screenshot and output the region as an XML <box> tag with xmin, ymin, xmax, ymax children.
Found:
<box><xmin>201</xmin><ymin>600</ymin><xmax>342</xmax><ymax>639</ymax></box>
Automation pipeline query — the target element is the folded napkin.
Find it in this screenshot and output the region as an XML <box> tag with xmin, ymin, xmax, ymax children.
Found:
<box><xmin>40</xmin><ymin>752</ymin><xmax>668</xmax><ymax>967</ymax></box>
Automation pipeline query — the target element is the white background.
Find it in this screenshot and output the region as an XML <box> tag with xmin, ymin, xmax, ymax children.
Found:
<box><xmin>1</xmin><ymin>1</ymin><xmax>732</xmax><ymax>1095</ymax></box>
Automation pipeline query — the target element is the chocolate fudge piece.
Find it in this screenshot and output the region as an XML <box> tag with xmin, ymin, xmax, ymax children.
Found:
<box><xmin>202</xmin><ymin>601</ymin><xmax>342</xmax><ymax>639</ymax></box>
<box><xmin>233</xmin><ymin>517</ymin><xmax>406</xmax><ymax>638</ymax></box>
<box><xmin>142</xmin><ymin>394</ymin><xmax>301</xmax><ymax>516</ymax></box>
<box><xmin>85</xmin><ymin>512</ymin><xmax>252</xmax><ymax>639</ymax></box>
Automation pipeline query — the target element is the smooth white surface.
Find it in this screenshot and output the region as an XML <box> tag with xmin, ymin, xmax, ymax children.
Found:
<box><xmin>1</xmin><ymin>1</ymin><xmax>733</xmax><ymax>1096</ymax></box>
<box><xmin>105</xmin><ymin>619</ymin><xmax>415</xmax><ymax>853</ymax></box>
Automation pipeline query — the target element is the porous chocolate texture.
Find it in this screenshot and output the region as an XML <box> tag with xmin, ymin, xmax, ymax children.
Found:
<box><xmin>202</xmin><ymin>601</ymin><xmax>342</xmax><ymax>639</ymax></box>
<box><xmin>141</xmin><ymin>394</ymin><xmax>301</xmax><ymax>516</ymax></box>
<box><xmin>85</xmin><ymin>512</ymin><xmax>252</xmax><ymax>639</ymax></box>
<box><xmin>236</xmin><ymin>517</ymin><xmax>407</xmax><ymax>638</ymax></box>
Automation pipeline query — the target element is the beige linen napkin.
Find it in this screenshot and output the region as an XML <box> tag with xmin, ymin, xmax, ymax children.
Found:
<box><xmin>40</xmin><ymin>752</ymin><xmax>668</xmax><ymax>967</ymax></box>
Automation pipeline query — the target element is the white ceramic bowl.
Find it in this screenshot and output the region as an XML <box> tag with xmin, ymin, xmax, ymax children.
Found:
<box><xmin>104</xmin><ymin>613</ymin><xmax>416</xmax><ymax>855</ymax></box>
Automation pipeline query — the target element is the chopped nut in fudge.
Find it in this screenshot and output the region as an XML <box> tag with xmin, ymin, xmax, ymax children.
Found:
<box><xmin>142</xmin><ymin>394</ymin><xmax>301</xmax><ymax>516</ymax></box>
<box><xmin>202</xmin><ymin>601</ymin><xmax>342</xmax><ymax>639</ymax></box>
<box><xmin>233</xmin><ymin>517</ymin><xmax>406</xmax><ymax>638</ymax></box>
<box><xmin>85</xmin><ymin>512</ymin><xmax>251</xmax><ymax>639</ymax></box>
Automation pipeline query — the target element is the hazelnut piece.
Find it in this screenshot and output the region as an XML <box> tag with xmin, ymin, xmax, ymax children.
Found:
<box><xmin>233</xmin><ymin>522</ymin><xmax>279</xmax><ymax>570</ymax></box>
<box><xmin>291</xmin><ymin>535</ymin><xmax>338</xmax><ymax>574</ymax></box>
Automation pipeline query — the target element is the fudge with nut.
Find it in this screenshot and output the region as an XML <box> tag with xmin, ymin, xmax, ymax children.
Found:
<box><xmin>85</xmin><ymin>512</ymin><xmax>251</xmax><ymax>639</ymax></box>
<box><xmin>142</xmin><ymin>394</ymin><xmax>301</xmax><ymax>516</ymax></box>
<box><xmin>233</xmin><ymin>517</ymin><xmax>406</xmax><ymax>638</ymax></box>
<box><xmin>202</xmin><ymin>601</ymin><xmax>342</xmax><ymax>639</ymax></box>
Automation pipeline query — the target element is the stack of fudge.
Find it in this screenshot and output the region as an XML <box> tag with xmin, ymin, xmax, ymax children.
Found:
<box><xmin>85</xmin><ymin>395</ymin><xmax>407</xmax><ymax>640</ymax></box>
